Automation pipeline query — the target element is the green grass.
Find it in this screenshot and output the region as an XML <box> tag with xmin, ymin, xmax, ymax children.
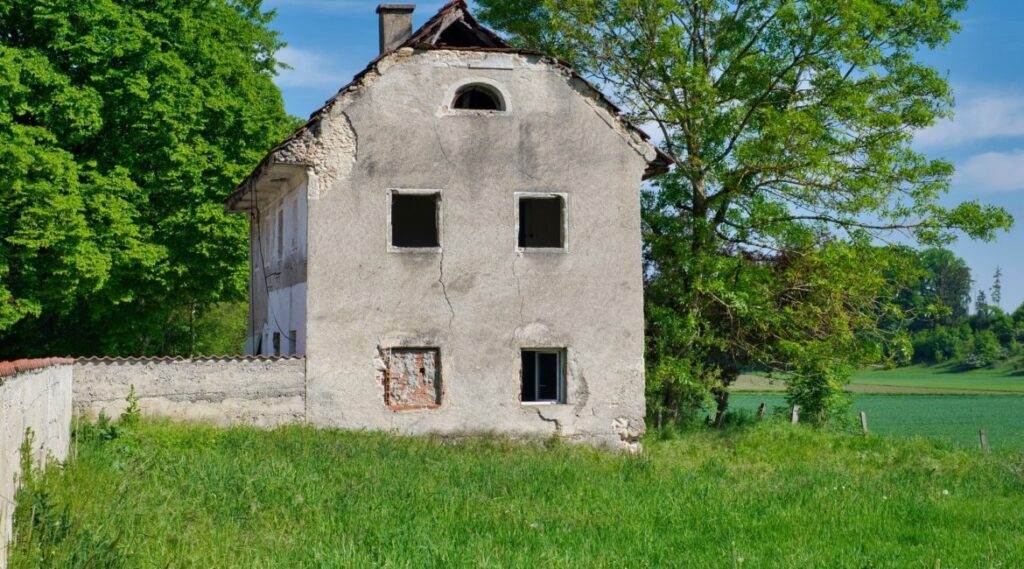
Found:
<box><xmin>11</xmin><ymin>419</ymin><xmax>1024</xmax><ymax>568</ymax></box>
<box><xmin>851</xmin><ymin>364</ymin><xmax>1024</xmax><ymax>393</ymax></box>
<box><xmin>729</xmin><ymin>393</ymin><xmax>1024</xmax><ymax>449</ymax></box>
<box><xmin>731</xmin><ymin>364</ymin><xmax>1024</xmax><ymax>394</ymax></box>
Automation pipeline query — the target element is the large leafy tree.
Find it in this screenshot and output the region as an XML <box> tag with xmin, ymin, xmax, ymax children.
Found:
<box><xmin>477</xmin><ymin>0</ymin><xmax>1012</xmax><ymax>423</ymax></box>
<box><xmin>0</xmin><ymin>0</ymin><xmax>294</xmax><ymax>356</ymax></box>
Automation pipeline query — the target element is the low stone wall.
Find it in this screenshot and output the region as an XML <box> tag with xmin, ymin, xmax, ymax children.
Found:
<box><xmin>73</xmin><ymin>357</ymin><xmax>305</xmax><ymax>428</ymax></box>
<box><xmin>0</xmin><ymin>360</ymin><xmax>73</xmax><ymax>569</ymax></box>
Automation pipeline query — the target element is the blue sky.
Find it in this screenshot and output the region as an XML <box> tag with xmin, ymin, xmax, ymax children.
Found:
<box><xmin>266</xmin><ymin>0</ymin><xmax>1024</xmax><ymax>311</ymax></box>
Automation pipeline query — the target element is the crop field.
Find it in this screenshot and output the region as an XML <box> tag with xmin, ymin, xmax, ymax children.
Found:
<box><xmin>729</xmin><ymin>393</ymin><xmax>1024</xmax><ymax>449</ymax></box>
<box><xmin>10</xmin><ymin>419</ymin><xmax>1024</xmax><ymax>567</ymax></box>
<box><xmin>851</xmin><ymin>365</ymin><xmax>1024</xmax><ymax>394</ymax></box>
<box><xmin>731</xmin><ymin>364</ymin><xmax>1024</xmax><ymax>394</ymax></box>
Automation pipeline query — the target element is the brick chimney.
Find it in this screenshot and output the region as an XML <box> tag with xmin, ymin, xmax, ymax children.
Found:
<box><xmin>376</xmin><ymin>4</ymin><xmax>415</xmax><ymax>54</ymax></box>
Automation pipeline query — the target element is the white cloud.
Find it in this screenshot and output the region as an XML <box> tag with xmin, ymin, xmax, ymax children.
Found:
<box><xmin>955</xmin><ymin>150</ymin><xmax>1024</xmax><ymax>194</ymax></box>
<box><xmin>275</xmin><ymin>46</ymin><xmax>346</xmax><ymax>88</ymax></box>
<box><xmin>917</xmin><ymin>91</ymin><xmax>1024</xmax><ymax>147</ymax></box>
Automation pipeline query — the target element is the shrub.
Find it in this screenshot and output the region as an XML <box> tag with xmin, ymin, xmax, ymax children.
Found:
<box><xmin>958</xmin><ymin>330</ymin><xmax>1005</xmax><ymax>370</ymax></box>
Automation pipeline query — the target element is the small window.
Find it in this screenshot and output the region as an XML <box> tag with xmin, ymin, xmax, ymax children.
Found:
<box><xmin>288</xmin><ymin>330</ymin><xmax>297</xmax><ymax>355</ymax></box>
<box><xmin>521</xmin><ymin>349</ymin><xmax>565</xmax><ymax>404</ymax></box>
<box><xmin>391</xmin><ymin>192</ymin><xmax>440</xmax><ymax>248</ymax></box>
<box><xmin>272</xmin><ymin>332</ymin><xmax>281</xmax><ymax>357</ymax></box>
<box><xmin>518</xmin><ymin>196</ymin><xmax>564</xmax><ymax>248</ymax></box>
<box><xmin>452</xmin><ymin>84</ymin><xmax>504</xmax><ymax>111</ymax></box>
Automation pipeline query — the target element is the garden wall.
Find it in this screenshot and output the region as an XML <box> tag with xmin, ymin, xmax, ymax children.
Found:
<box><xmin>72</xmin><ymin>357</ymin><xmax>306</xmax><ymax>428</ymax></box>
<box><xmin>0</xmin><ymin>359</ymin><xmax>73</xmax><ymax>569</ymax></box>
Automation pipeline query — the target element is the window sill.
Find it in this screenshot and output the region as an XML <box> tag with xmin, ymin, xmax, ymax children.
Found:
<box><xmin>517</xmin><ymin>247</ymin><xmax>568</xmax><ymax>254</ymax></box>
<box><xmin>388</xmin><ymin>246</ymin><xmax>442</xmax><ymax>254</ymax></box>
<box><xmin>521</xmin><ymin>401</ymin><xmax>563</xmax><ymax>406</ymax></box>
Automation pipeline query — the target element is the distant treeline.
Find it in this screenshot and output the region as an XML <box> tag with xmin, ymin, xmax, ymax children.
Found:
<box><xmin>884</xmin><ymin>248</ymin><xmax>1022</xmax><ymax>371</ymax></box>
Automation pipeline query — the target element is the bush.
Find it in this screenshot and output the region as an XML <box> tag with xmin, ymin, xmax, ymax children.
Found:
<box><xmin>910</xmin><ymin>324</ymin><xmax>971</xmax><ymax>364</ymax></box>
<box><xmin>958</xmin><ymin>330</ymin><xmax>1005</xmax><ymax>370</ymax></box>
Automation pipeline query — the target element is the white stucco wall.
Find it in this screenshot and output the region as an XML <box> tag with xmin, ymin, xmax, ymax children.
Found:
<box><xmin>72</xmin><ymin>358</ymin><xmax>306</xmax><ymax>428</ymax></box>
<box><xmin>0</xmin><ymin>363</ymin><xmax>73</xmax><ymax>569</ymax></box>
<box><xmin>270</xmin><ymin>49</ymin><xmax>650</xmax><ymax>449</ymax></box>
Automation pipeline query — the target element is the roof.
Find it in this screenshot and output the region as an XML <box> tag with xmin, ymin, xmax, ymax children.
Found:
<box><xmin>0</xmin><ymin>357</ymin><xmax>73</xmax><ymax>381</ymax></box>
<box><xmin>225</xmin><ymin>0</ymin><xmax>671</xmax><ymax>210</ymax></box>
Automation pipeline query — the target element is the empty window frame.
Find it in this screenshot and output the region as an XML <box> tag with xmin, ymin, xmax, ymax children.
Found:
<box><xmin>521</xmin><ymin>349</ymin><xmax>565</xmax><ymax>404</ymax></box>
<box><xmin>452</xmin><ymin>83</ymin><xmax>504</xmax><ymax>111</ymax></box>
<box><xmin>517</xmin><ymin>194</ymin><xmax>565</xmax><ymax>249</ymax></box>
<box><xmin>390</xmin><ymin>190</ymin><xmax>441</xmax><ymax>249</ymax></box>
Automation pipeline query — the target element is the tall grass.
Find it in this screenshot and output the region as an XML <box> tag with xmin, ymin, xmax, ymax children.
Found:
<box><xmin>11</xmin><ymin>418</ymin><xmax>1024</xmax><ymax>567</ymax></box>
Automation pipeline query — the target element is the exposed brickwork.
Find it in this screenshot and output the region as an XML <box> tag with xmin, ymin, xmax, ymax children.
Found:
<box><xmin>383</xmin><ymin>348</ymin><xmax>441</xmax><ymax>410</ymax></box>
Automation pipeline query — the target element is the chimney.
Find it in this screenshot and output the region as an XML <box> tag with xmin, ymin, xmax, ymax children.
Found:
<box><xmin>376</xmin><ymin>4</ymin><xmax>415</xmax><ymax>54</ymax></box>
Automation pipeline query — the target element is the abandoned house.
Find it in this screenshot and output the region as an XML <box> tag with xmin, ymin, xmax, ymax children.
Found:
<box><xmin>224</xmin><ymin>0</ymin><xmax>669</xmax><ymax>449</ymax></box>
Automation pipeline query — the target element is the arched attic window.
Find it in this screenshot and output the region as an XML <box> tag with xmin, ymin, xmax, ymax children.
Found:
<box><xmin>452</xmin><ymin>84</ymin><xmax>504</xmax><ymax>111</ymax></box>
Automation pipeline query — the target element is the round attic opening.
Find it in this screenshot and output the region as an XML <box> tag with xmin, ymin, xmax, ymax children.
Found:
<box><xmin>452</xmin><ymin>83</ymin><xmax>505</xmax><ymax>111</ymax></box>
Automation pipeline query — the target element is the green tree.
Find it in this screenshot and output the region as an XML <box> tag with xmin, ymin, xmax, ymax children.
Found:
<box><xmin>891</xmin><ymin>247</ymin><xmax>972</xmax><ymax>330</ymax></box>
<box><xmin>478</xmin><ymin>0</ymin><xmax>1013</xmax><ymax>423</ymax></box>
<box><xmin>0</xmin><ymin>0</ymin><xmax>294</xmax><ymax>356</ymax></box>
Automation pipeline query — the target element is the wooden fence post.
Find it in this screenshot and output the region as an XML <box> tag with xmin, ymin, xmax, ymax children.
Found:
<box><xmin>860</xmin><ymin>411</ymin><xmax>868</xmax><ymax>434</ymax></box>
<box><xmin>979</xmin><ymin>429</ymin><xmax>990</xmax><ymax>453</ymax></box>
<box><xmin>790</xmin><ymin>405</ymin><xmax>799</xmax><ymax>424</ymax></box>
<box><xmin>757</xmin><ymin>402</ymin><xmax>766</xmax><ymax>421</ymax></box>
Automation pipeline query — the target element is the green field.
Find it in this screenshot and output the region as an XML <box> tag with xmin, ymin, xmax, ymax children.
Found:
<box><xmin>851</xmin><ymin>365</ymin><xmax>1024</xmax><ymax>393</ymax></box>
<box><xmin>727</xmin><ymin>365</ymin><xmax>1024</xmax><ymax>449</ymax></box>
<box><xmin>729</xmin><ymin>393</ymin><xmax>1024</xmax><ymax>449</ymax></box>
<box><xmin>732</xmin><ymin>364</ymin><xmax>1024</xmax><ymax>394</ymax></box>
<box><xmin>11</xmin><ymin>420</ymin><xmax>1024</xmax><ymax>568</ymax></box>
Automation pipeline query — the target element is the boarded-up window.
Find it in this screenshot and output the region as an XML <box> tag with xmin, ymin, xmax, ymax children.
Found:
<box><xmin>384</xmin><ymin>348</ymin><xmax>441</xmax><ymax>410</ymax></box>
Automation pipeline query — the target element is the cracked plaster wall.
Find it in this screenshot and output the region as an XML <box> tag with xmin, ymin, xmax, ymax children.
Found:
<box><xmin>301</xmin><ymin>49</ymin><xmax>648</xmax><ymax>450</ymax></box>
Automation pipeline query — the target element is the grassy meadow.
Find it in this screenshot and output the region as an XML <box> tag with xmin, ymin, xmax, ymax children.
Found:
<box><xmin>10</xmin><ymin>419</ymin><xmax>1024</xmax><ymax>568</ymax></box>
<box><xmin>729</xmin><ymin>393</ymin><xmax>1024</xmax><ymax>449</ymax></box>
<box><xmin>728</xmin><ymin>365</ymin><xmax>1024</xmax><ymax>449</ymax></box>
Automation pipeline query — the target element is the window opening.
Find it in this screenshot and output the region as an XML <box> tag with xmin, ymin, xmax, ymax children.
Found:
<box><xmin>521</xmin><ymin>349</ymin><xmax>565</xmax><ymax>403</ymax></box>
<box><xmin>272</xmin><ymin>332</ymin><xmax>282</xmax><ymax>357</ymax></box>
<box><xmin>391</xmin><ymin>192</ymin><xmax>440</xmax><ymax>248</ymax></box>
<box><xmin>452</xmin><ymin>84</ymin><xmax>504</xmax><ymax>111</ymax></box>
<box><xmin>518</xmin><ymin>196</ymin><xmax>564</xmax><ymax>248</ymax></box>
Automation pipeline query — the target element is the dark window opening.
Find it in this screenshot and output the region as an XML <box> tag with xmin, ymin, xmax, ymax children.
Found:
<box><xmin>288</xmin><ymin>330</ymin><xmax>297</xmax><ymax>355</ymax></box>
<box><xmin>272</xmin><ymin>332</ymin><xmax>281</xmax><ymax>357</ymax></box>
<box><xmin>518</xmin><ymin>196</ymin><xmax>564</xmax><ymax>248</ymax></box>
<box><xmin>521</xmin><ymin>349</ymin><xmax>565</xmax><ymax>403</ymax></box>
<box><xmin>391</xmin><ymin>193</ymin><xmax>439</xmax><ymax>248</ymax></box>
<box><xmin>453</xmin><ymin>84</ymin><xmax>503</xmax><ymax>111</ymax></box>
<box><xmin>435</xmin><ymin>21</ymin><xmax>499</xmax><ymax>48</ymax></box>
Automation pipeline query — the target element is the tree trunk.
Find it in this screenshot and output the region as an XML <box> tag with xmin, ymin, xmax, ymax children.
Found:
<box><xmin>712</xmin><ymin>367</ymin><xmax>740</xmax><ymax>427</ymax></box>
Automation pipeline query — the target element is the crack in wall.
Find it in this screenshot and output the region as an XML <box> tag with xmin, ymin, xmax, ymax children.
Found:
<box><xmin>438</xmin><ymin>246</ymin><xmax>455</xmax><ymax>331</ymax></box>
<box><xmin>511</xmin><ymin>253</ymin><xmax>525</xmax><ymax>326</ymax></box>
<box><xmin>534</xmin><ymin>407</ymin><xmax>561</xmax><ymax>434</ymax></box>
